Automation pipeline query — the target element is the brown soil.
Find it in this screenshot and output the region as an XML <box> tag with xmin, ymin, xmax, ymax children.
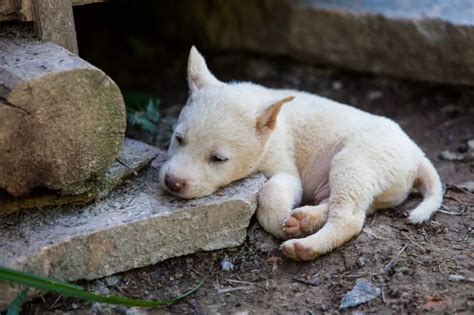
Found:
<box><xmin>22</xmin><ymin>52</ymin><xmax>473</xmax><ymax>314</ymax></box>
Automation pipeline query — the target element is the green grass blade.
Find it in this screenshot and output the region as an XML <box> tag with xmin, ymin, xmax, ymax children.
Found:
<box><xmin>0</xmin><ymin>267</ymin><xmax>83</xmax><ymax>290</ymax></box>
<box><xmin>0</xmin><ymin>267</ymin><xmax>205</xmax><ymax>308</ymax></box>
<box><xmin>7</xmin><ymin>289</ymin><xmax>28</xmax><ymax>315</ymax></box>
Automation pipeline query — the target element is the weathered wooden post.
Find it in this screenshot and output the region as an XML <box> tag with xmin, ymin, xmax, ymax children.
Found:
<box><xmin>0</xmin><ymin>0</ymin><xmax>125</xmax><ymax>197</ymax></box>
<box><xmin>0</xmin><ymin>34</ymin><xmax>126</xmax><ymax>197</ymax></box>
<box><xmin>0</xmin><ymin>0</ymin><xmax>86</xmax><ymax>53</ymax></box>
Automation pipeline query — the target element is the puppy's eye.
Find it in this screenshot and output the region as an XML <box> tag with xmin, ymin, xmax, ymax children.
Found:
<box><xmin>211</xmin><ymin>155</ymin><xmax>228</xmax><ymax>163</ymax></box>
<box><xmin>175</xmin><ymin>134</ymin><xmax>184</xmax><ymax>145</ymax></box>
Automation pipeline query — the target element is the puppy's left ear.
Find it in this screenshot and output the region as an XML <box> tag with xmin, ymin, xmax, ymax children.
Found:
<box><xmin>188</xmin><ymin>46</ymin><xmax>221</xmax><ymax>91</ymax></box>
<box><xmin>256</xmin><ymin>96</ymin><xmax>294</xmax><ymax>134</ymax></box>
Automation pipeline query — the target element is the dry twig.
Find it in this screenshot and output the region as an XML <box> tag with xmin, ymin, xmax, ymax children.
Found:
<box><xmin>438</xmin><ymin>209</ymin><xmax>463</xmax><ymax>216</ymax></box>
<box><xmin>225</xmin><ymin>279</ymin><xmax>255</xmax><ymax>285</ymax></box>
<box><xmin>217</xmin><ymin>286</ymin><xmax>251</xmax><ymax>294</ymax></box>
<box><xmin>293</xmin><ymin>277</ymin><xmax>321</xmax><ymax>286</ymax></box>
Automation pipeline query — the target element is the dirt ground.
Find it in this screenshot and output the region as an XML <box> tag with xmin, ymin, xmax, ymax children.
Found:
<box><xmin>22</xmin><ymin>52</ymin><xmax>473</xmax><ymax>314</ymax></box>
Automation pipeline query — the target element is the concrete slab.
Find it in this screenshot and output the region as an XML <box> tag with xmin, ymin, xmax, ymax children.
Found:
<box><xmin>0</xmin><ymin>155</ymin><xmax>266</xmax><ymax>309</ymax></box>
<box><xmin>0</xmin><ymin>138</ymin><xmax>160</xmax><ymax>217</ymax></box>
<box><xmin>288</xmin><ymin>0</ymin><xmax>474</xmax><ymax>85</ymax></box>
<box><xmin>163</xmin><ymin>0</ymin><xmax>474</xmax><ymax>85</ymax></box>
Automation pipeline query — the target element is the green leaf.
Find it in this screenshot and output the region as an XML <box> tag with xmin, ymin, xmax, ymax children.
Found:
<box><xmin>7</xmin><ymin>289</ymin><xmax>29</xmax><ymax>315</ymax></box>
<box><xmin>132</xmin><ymin>115</ymin><xmax>156</xmax><ymax>132</ymax></box>
<box><xmin>127</xmin><ymin>112</ymin><xmax>140</xmax><ymax>125</ymax></box>
<box><xmin>124</xmin><ymin>93</ymin><xmax>160</xmax><ymax>113</ymax></box>
<box><xmin>0</xmin><ymin>267</ymin><xmax>205</xmax><ymax>308</ymax></box>
<box><xmin>127</xmin><ymin>112</ymin><xmax>156</xmax><ymax>132</ymax></box>
<box><xmin>124</xmin><ymin>93</ymin><xmax>161</xmax><ymax>133</ymax></box>
<box><xmin>146</xmin><ymin>98</ymin><xmax>160</xmax><ymax>123</ymax></box>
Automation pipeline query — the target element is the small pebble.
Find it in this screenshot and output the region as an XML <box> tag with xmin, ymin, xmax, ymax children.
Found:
<box><xmin>94</xmin><ymin>282</ymin><xmax>110</xmax><ymax>295</ymax></box>
<box><xmin>104</xmin><ymin>275</ymin><xmax>121</xmax><ymax>287</ymax></box>
<box><xmin>468</xmin><ymin>139</ymin><xmax>474</xmax><ymax>151</ymax></box>
<box><xmin>332</xmin><ymin>81</ymin><xmax>342</xmax><ymax>90</ymax></box>
<box><xmin>356</xmin><ymin>257</ymin><xmax>365</xmax><ymax>268</ymax></box>
<box><xmin>367</xmin><ymin>90</ymin><xmax>384</xmax><ymax>101</ymax></box>
<box><xmin>439</xmin><ymin>150</ymin><xmax>466</xmax><ymax>161</ymax></box>
<box><xmin>340</xmin><ymin>279</ymin><xmax>381</xmax><ymax>309</ymax></box>
<box><xmin>448</xmin><ymin>274</ymin><xmax>465</xmax><ymax>282</ymax></box>
<box><xmin>401</xmin><ymin>291</ymin><xmax>410</xmax><ymax>299</ymax></box>
<box><xmin>220</xmin><ymin>259</ymin><xmax>235</xmax><ymax>271</ymax></box>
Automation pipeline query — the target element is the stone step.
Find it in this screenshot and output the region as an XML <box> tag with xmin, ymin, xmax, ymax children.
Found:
<box><xmin>163</xmin><ymin>0</ymin><xmax>474</xmax><ymax>86</ymax></box>
<box><xmin>0</xmin><ymin>146</ymin><xmax>266</xmax><ymax>309</ymax></box>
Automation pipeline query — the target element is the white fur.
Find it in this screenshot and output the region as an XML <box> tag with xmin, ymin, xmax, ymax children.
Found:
<box><xmin>159</xmin><ymin>47</ymin><xmax>443</xmax><ymax>261</ymax></box>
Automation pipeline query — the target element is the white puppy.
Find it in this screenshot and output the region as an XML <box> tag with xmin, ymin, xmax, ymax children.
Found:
<box><xmin>159</xmin><ymin>47</ymin><xmax>443</xmax><ymax>261</ymax></box>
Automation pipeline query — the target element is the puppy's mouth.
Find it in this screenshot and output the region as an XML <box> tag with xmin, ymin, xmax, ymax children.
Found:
<box><xmin>160</xmin><ymin>183</ymin><xmax>197</xmax><ymax>199</ymax></box>
<box><xmin>160</xmin><ymin>183</ymin><xmax>215</xmax><ymax>200</ymax></box>
<box><xmin>158</xmin><ymin>171</ymin><xmax>216</xmax><ymax>199</ymax></box>
<box><xmin>161</xmin><ymin>184</ymin><xmax>187</xmax><ymax>198</ymax></box>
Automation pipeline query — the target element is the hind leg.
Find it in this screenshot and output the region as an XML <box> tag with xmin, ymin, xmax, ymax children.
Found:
<box><xmin>282</xmin><ymin>200</ymin><xmax>329</xmax><ymax>238</ymax></box>
<box><xmin>373</xmin><ymin>184</ymin><xmax>411</xmax><ymax>210</ymax></box>
<box><xmin>281</xmin><ymin>150</ymin><xmax>383</xmax><ymax>260</ymax></box>
<box><xmin>281</xmin><ymin>205</ymin><xmax>366</xmax><ymax>260</ymax></box>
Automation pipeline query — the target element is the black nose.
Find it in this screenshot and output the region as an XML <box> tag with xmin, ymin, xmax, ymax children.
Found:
<box><xmin>165</xmin><ymin>173</ymin><xmax>186</xmax><ymax>192</ymax></box>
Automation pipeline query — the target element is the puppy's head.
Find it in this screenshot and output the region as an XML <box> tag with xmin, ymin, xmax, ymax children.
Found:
<box><xmin>159</xmin><ymin>47</ymin><xmax>293</xmax><ymax>198</ymax></box>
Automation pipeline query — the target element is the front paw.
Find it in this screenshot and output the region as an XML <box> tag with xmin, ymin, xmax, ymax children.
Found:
<box><xmin>280</xmin><ymin>239</ymin><xmax>319</xmax><ymax>261</ymax></box>
<box><xmin>282</xmin><ymin>215</ymin><xmax>304</xmax><ymax>238</ymax></box>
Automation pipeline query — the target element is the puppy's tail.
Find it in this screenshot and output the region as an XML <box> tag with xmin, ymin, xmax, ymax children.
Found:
<box><xmin>408</xmin><ymin>157</ymin><xmax>443</xmax><ymax>224</ymax></box>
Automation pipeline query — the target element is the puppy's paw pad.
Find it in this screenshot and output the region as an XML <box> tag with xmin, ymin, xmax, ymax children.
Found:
<box><xmin>280</xmin><ymin>241</ymin><xmax>318</xmax><ymax>261</ymax></box>
<box><xmin>280</xmin><ymin>241</ymin><xmax>296</xmax><ymax>259</ymax></box>
<box><xmin>283</xmin><ymin>207</ymin><xmax>323</xmax><ymax>238</ymax></box>
<box><xmin>282</xmin><ymin>216</ymin><xmax>304</xmax><ymax>238</ymax></box>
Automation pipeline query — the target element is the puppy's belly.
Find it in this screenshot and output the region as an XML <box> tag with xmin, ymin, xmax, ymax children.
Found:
<box><xmin>301</xmin><ymin>158</ymin><xmax>332</xmax><ymax>205</ymax></box>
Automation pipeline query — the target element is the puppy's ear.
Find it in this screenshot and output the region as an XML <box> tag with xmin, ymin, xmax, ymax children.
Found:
<box><xmin>187</xmin><ymin>46</ymin><xmax>220</xmax><ymax>91</ymax></box>
<box><xmin>256</xmin><ymin>96</ymin><xmax>294</xmax><ymax>134</ymax></box>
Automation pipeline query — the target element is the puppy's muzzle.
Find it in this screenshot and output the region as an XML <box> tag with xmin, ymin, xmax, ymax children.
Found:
<box><xmin>164</xmin><ymin>173</ymin><xmax>187</xmax><ymax>193</ymax></box>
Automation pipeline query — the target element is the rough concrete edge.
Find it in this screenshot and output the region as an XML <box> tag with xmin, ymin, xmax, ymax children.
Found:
<box><xmin>0</xmin><ymin>193</ymin><xmax>259</xmax><ymax>309</ymax></box>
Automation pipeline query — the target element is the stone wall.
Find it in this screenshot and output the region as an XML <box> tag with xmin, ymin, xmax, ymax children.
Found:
<box><xmin>155</xmin><ymin>0</ymin><xmax>474</xmax><ymax>86</ymax></box>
